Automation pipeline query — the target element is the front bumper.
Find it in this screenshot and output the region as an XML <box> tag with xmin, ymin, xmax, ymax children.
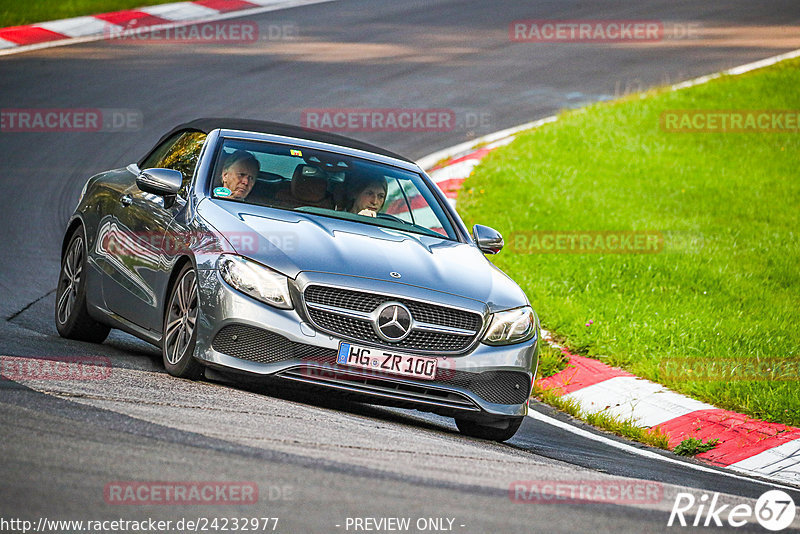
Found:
<box><xmin>193</xmin><ymin>269</ymin><xmax>538</xmax><ymax>419</ymax></box>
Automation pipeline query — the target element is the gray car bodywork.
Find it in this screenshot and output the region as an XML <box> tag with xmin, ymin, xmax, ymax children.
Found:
<box><xmin>62</xmin><ymin>121</ymin><xmax>540</xmax><ymax>432</ymax></box>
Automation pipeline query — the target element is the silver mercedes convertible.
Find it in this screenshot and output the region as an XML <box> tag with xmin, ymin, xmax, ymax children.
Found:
<box><xmin>56</xmin><ymin>119</ymin><xmax>539</xmax><ymax>441</ymax></box>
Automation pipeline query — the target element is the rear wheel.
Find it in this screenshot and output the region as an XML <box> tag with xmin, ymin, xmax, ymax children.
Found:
<box><xmin>455</xmin><ymin>416</ymin><xmax>524</xmax><ymax>442</ymax></box>
<box><xmin>55</xmin><ymin>226</ymin><xmax>110</xmax><ymax>343</ymax></box>
<box><xmin>162</xmin><ymin>263</ymin><xmax>203</xmax><ymax>379</ymax></box>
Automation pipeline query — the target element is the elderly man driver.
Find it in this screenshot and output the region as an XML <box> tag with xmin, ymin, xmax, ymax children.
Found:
<box><xmin>220</xmin><ymin>150</ymin><xmax>259</xmax><ymax>200</ymax></box>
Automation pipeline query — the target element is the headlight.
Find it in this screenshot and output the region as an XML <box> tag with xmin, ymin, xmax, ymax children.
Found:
<box><xmin>482</xmin><ymin>306</ymin><xmax>537</xmax><ymax>345</ymax></box>
<box><xmin>217</xmin><ymin>254</ymin><xmax>293</xmax><ymax>309</ymax></box>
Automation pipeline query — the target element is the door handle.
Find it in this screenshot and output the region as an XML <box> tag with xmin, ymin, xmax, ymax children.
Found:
<box><xmin>120</xmin><ymin>194</ymin><xmax>133</xmax><ymax>207</ymax></box>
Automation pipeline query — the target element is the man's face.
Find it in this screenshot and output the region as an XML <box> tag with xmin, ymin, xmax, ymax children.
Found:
<box><xmin>221</xmin><ymin>160</ymin><xmax>257</xmax><ymax>199</ymax></box>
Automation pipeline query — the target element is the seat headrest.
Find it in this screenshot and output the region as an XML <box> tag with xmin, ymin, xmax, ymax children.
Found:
<box><xmin>291</xmin><ymin>164</ymin><xmax>328</xmax><ymax>203</ymax></box>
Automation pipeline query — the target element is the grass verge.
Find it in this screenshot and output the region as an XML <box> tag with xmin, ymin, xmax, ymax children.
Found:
<box><xmin>534</xmin><ymin>343</ymin><xmax>670</xmax><ymax>450</ymax></box>
<box><xmin>462</xmin><ymin>57</ymin><xmax>800</xmax><ymax>426</ymax></box>
<box><xmin>534</xmin><ymin>385</ymin><xmax>671</xmax><ymax>450</ymax></box>
<box><xmin>0</xmin><ymin>0</ymin><xmax>179</xmax><ymax>27</ymax></box>
<box><xmin>534</xmin><ymin>341</ymin><xmax>570</xmax><ymax>378</ymax></box>
<box><xmin>673</xmin><ymin>437</ymin><xmax>720</xmax><ymax>456</ymax></box>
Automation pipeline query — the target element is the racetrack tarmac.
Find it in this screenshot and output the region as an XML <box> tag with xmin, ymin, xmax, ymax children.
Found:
<box><xmin>2</xmin><ymin>1</ymin><xmax>800</xmax><ymax>532</ymax></box>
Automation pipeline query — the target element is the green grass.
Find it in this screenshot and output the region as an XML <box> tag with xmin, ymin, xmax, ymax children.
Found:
<box><xmin>534</xmin><ymin>342</ymin><xmax>570</xmax><ymax>379</ymax></box>
<box><xmin>673</xmin><ymin>437</ymin><xmax>720</xmax><ymax>457</ymax></box>
<box><xmin>0</xmin><ymin>0</ymin><xmax>179</xmax><ymax>27</ymax></box>
<box><xmin>462</xmin><ymin>58</ymin><xmax>800</xmax><ymax>426</ymax></box>
<box><xmin>535</xmin><ymin>386</ymin><xmax>670</xmax><ymax>449</ymax></box>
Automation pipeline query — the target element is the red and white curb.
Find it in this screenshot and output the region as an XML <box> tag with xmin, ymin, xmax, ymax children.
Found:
<box><xmin>0</xmin><ymin>0</ymin><xmax>334</xmax><ymax>55</ymax></box>
<box><xmin>418</xmin><ymin>116</ymin><xmax>557</xmax><ymax>208</ymax></box>
<box><xmin>537</xmin><ymin>337</ymin><xmax>800</xmax><ymax>487</ymax></box>
<box><xmin>419</xmin><ymin>49</ymin><xmax>800</xmax><ymax>488</ymax></box>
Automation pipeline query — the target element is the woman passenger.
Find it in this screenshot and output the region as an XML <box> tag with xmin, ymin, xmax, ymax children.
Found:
<box><xmin>343</xmin><ymin>174</ymin><xmax>387</xmax><ymax>217</ymax></box>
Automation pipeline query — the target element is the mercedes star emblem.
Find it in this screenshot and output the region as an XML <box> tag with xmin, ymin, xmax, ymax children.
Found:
<box><xmin>374</xmin><ymin>302</ymin><xmax>413</xmax><ymax>342</ymax></box>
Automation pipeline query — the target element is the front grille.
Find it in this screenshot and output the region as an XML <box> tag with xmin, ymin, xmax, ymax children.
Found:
<box><xmin>305</xmin><ymin>286</ymin><xmax>481</xmax><ymax>331</ymax></box>
<box><xmin>303</xmin><ymin>285</ymin><xmax>484</xmax><ymax>354</ymax></box>
<box><xmin>306</xmin><ymin>286</ymin><xmax>379</xmax><ymax>313</ymax></box>
<box><xmin>213</xmin><ymin>324</ymin><xmax>530</xmax><ymax>406</ymax></box>
<box><xmin>305</xmin><ymin>310</ymin><xmax>473</xmax><ymax>353</ymax></box>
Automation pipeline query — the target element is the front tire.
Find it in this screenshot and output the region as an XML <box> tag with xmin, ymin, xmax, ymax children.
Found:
<box><xmin>162</xmin><ymin>263</ymin><xmax>203</xmax><ymax>379</ymax></box>
<box><xmin>455</xmin><ymin>416</ymin><xmax>524</xmax><ymax>442</ymax></box>
<box><xmin>55</xmin><ymin>226</ymin><xmax>110</xmax><ymax>343</ymax></box>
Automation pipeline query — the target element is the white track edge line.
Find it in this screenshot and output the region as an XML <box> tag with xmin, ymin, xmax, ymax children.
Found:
<box><xmin>0</xmin><ymin>0</ymin><xmax>335</xmax><ymax>57</ymax></box>
<box><xmin>670</xmin><ymin>48</ymin><xmax>800</xmax><ymax>91</ymax></box>
<box><xmin>527</xmin><ymin>409</ymin><xmax>799</xmax><ymax>492</ymax></box>
<box><xmin>417</xmin><ymin>116</ymin><xmax>557</xmax><ymax>171</ymax></box>
<box><xmin>417</xmin><ymin>48</ymin><xmax>800</xmax><ymax>171</ymax></box>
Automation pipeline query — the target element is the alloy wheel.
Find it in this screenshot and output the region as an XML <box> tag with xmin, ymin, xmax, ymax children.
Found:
<box><xmin>164</xmin><ymin>269</ymin><xmax>198</xmax><ymax>365</ymax></box>
<box><xmin>57</xmin><ymin>236</ymin><xmax>84</xmax><ymax>325</ymax></box>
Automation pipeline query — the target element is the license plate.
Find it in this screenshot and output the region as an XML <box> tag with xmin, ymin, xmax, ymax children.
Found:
<box><xmin>336</xmin><ymin>342</ymin><xmax>437</xmax><ymax>381</ymax></box>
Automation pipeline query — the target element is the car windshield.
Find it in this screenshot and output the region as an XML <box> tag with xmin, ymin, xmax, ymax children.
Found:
<box><xmin>209</xmin><ymin>138</ymin><xmax>457</xmax><ymax>240</ymax></box>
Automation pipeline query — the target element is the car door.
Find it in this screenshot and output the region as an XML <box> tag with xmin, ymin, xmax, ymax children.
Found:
<box><xmin>101</xmin><ymin>130</ymin><xmax>207</xmax><ymax>332</ymax></box>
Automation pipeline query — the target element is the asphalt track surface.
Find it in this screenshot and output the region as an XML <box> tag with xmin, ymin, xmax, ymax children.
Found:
<box><xmin>2</xmin><ymin>1</ymin><xmax>800</xmax><ymax>532</ymax></box>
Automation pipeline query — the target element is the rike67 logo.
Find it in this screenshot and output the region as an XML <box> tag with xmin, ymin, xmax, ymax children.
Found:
<box><xmin>668</xmin><ymin>490</ymin><xmax>796</xmax><ymax>531</ymax></box>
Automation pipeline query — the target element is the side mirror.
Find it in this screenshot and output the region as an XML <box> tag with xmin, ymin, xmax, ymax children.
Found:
<box><xmin>473</xmin><ymin>224</ymin><xmax>504</xmax><ymax>254</ymax></box>
<box><xmin>135</xmin><ymin>168</ymin><xmax>182</xmax><ymax>196</ymax></box>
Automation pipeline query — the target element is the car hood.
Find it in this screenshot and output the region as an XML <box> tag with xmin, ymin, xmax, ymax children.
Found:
<box><xmin>196</xmin><ymin>199</ymin><xmax>528</xmax><ymax>311</ymax></box>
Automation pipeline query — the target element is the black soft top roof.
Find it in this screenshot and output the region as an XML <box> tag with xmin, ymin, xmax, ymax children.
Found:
<box><xmin>149</xmin><ymin>118</ymin><xmax>413</xmax><ymax>163</ymax></box>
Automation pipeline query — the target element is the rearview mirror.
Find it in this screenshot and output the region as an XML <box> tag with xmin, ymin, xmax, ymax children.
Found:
<box><xmin>135</xmin><ymin>168</ymin><xmax>182</xmax><ymax>196</ymax></box>
<box><xmin>473</xmin><ymin>224</ymin><xmax>504</xmax><ymax>254</ymax></box>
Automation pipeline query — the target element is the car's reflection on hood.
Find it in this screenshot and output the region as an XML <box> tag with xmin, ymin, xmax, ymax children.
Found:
<box><xmin>197</xmin><ymin>199</ymin><xmax>526</xmax><ymax>310</ymax></box>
